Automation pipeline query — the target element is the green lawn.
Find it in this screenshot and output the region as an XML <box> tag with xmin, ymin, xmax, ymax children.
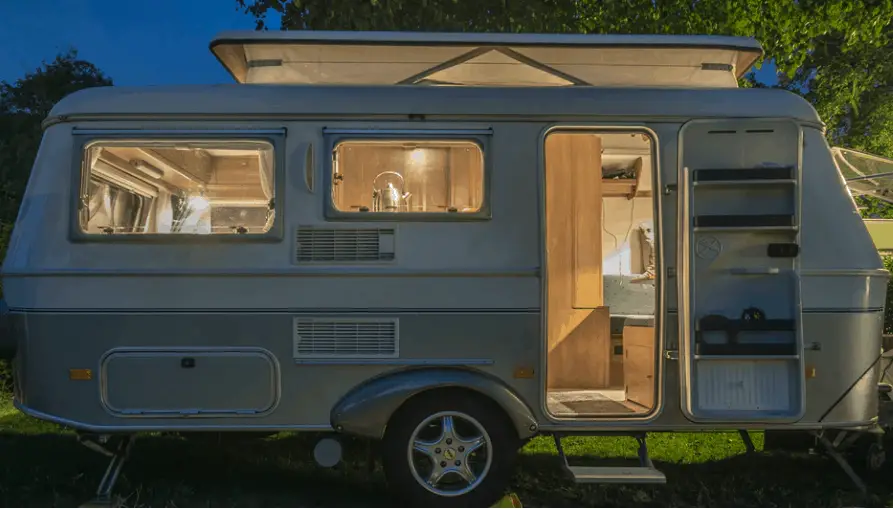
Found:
<box><xmin>1</xmin><ymin>395</ymin><xmax>891</xmax><ymax>507</ymax></box>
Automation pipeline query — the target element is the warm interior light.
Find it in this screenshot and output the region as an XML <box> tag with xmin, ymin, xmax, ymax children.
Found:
<box><xmin>408</xmin><ymin>148</ymin><xmax>426</xmax><ymax>165</ymax></box>
<box><xmin>189</xmin><ymin>194</ymin><xmax>210</xmax><ymax>211</ymax></box>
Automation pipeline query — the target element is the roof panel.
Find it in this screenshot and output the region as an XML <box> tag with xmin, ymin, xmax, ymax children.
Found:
<box><xmin>210</xmin><ymin>30</ymin><xmax>762</xmax><ymax>88</ymax></box>
<box><xmin>47</xmin><ymin>84</ymin><xmax>821</xmax><ymax>125</ymax></box>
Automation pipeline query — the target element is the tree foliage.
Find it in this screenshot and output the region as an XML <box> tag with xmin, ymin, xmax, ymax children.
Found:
<box><xmin>0</xmin><ymin>50</ymin><xmax>111</xmax><ymax>256</ymax></box>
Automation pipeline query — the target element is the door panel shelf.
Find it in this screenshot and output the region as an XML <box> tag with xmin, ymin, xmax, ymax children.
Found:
<box><xmin>680</xmin><ymin>118</ymin><xmax>804</xmax><ymax>423</ymax></box>
<box><xmin>693</xmin><ymin>214</ymin><xmax>795</xmax><ymax>229</ymax></box>
<box><xmin>697</xmin><ymin>317</ymin><xmax>796</xmax><ymax>332</ymax></box>
<box><xmin>694</xmin><ymin>342</ymin><xmax>798</xmax><ymax>356</ymax></box>
<box><xmin>694</xmin><ymin>354</ymin><xmax>799</xmax><ymax>361</ymax></box>
<box><xmin>692</xmin><ymin>167</ymin><xmax>795</xmax><ymax>186</ymax></box>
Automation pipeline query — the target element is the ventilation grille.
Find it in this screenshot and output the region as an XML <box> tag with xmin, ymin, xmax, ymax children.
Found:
<box><xmin>295</xmin><ymin>227</ymin><xmax>396</xmax><ymax>263</ymax></box>
<box><xmin>293</xmin><ymin>318</ymin><xmax>399</xmax><ymax>358</ymax></box>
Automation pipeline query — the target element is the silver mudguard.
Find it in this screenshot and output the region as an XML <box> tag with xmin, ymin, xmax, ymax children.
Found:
<box><xmin>330</xmin><ymin>367</ymin><xmax>538</xmax><ymax>440</ymax></box>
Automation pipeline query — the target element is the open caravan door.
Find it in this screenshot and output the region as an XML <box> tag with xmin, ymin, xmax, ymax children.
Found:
<box><xmin>832</xmin><ymin>147</ymin><xmax>893</xmax><ymax>253</ymax></box>
<box><xmin>677</xmin><ymin>119</ymin><xmax>806</xmax><ymax>423</ymax></box>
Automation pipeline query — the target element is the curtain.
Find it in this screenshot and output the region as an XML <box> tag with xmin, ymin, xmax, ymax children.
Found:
<box><xmin>155</xmin><ymin>187</ymin><xmax>174</xmax><ymax>233</ymax></box>
<box><xmin>259</xmin><ymin>148</ymin><xmax>275</xmax><ymax>231</ymax></box>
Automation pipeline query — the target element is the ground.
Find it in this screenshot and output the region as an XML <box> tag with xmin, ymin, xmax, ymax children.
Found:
<box><xmin>1</xmin><ymin>395</ymin><xmax>891</xmax><ymax>507</ymax></box>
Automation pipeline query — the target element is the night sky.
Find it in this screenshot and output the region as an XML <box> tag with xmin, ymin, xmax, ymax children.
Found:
<box><xmin>0</xmin><ymin>0</ymin><xmax>777</xmax><ymax>86</ymax></box>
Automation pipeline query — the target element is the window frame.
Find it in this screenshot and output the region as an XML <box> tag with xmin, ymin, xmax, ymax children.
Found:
<box><xmin>322</xmin><ymin>129</ymin><xmax>492</xmax><ymax>221</ymax></box>
<box><xmin>69</xmin><ymin>129</ymin><xmax>286</xmax><ymax>243</ymax></box>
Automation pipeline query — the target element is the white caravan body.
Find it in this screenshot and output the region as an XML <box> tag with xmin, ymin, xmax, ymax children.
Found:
<box><xmin>0</xmin><ymin>30</ymin><xmax>887</xmax><ymax>506</ymax></box>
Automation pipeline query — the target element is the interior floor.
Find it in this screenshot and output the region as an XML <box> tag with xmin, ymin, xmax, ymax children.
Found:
<box><xmin>547</xmin><ymin>389</ymin><xmax>650</xmax><ymax>416</ymax></box>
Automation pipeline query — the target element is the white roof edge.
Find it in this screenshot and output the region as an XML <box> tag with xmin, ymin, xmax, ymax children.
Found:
<box><xmin>210</xmin><ymin>29</ymin><xmax>762</xmax><ymax>50</ymax></box>
<box><xmin>47</xmin><ymin>84</ymin><xmax>820</xmax><ymax>124</ymax></box>
<box><xmin>210</xmin><ymin>30</ymin><xmax>763</xmax><ymax>84</ymax></box>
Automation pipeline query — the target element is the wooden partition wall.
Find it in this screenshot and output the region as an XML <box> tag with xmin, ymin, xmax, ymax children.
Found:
<box><xmin>545</xmin><ymin>132</ymin><xmax>612</xmax><ymax>390</ymax></box>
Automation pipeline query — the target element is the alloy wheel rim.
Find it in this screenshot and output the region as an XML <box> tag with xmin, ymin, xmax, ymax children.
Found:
<box><xmin>406</xmin><ymin>410</ymin><xmax>493</xmax><ymax>497</ymax></box>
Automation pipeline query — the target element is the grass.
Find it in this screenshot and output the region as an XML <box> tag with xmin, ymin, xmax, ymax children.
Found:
<box><xmin>1</xmin><ymin>394</ymin><xmax>892</xmax><ymax>507</ymax></box>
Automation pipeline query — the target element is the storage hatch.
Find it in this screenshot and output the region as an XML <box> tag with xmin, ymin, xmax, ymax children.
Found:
<box><xmin>100</xmin><ymin>348</ymin><xmax>280</xmax><ymax>417</ymax></box>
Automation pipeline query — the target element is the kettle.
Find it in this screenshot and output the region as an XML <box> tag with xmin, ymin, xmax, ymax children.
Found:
<box><xmin>372</xmin><ymin>171</ymin><xmax>411</xmax><ymax>212</ymax></box>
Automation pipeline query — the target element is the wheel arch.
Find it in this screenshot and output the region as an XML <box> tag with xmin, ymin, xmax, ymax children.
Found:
<box><xmin>330</xmin><ymin>367</ymin><xmax>538</xmax><ymax>441</ymax></box>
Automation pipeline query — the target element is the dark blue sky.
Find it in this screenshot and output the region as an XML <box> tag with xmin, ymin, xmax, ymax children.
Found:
<box><xmin>0</xmin><ymin>0</ymin><xmax>280</xmax><ymax>86</ymax></box>
<box><xmin>0</xmin><ymin>0</ymin><xmax>777</xmax><ymax>86</ymax></box>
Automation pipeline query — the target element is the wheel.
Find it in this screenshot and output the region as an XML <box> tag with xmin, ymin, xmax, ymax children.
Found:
<box><xmin>866</xmin><ymin>441</ymin><xmax>886</xmax><ymax>471</ymax></box>
<box><xmin>381</xmin><ymin>390</ymin><xmax>519</xmax><ymax>507</ymax></box>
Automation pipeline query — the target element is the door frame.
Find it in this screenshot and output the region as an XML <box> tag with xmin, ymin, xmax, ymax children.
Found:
<box><xmin>537</xmin><ymin>123</ymin><xmax>668</xmax><ymax>424</ymax></box>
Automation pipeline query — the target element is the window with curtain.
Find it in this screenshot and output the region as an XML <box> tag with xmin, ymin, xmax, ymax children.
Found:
<box><xmin>79</xmin><ymin>140</ymin><xmax>275</xmax><ymax>235</ymax></box>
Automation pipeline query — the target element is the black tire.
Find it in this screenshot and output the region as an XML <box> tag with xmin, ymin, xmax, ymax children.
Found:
<box><xmin>381</xmin><ymin>390</ymin><xmax>519</xmax><ymax>507</ymax></box>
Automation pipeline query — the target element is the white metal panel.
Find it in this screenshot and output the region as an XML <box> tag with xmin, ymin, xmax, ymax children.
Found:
<box><xmin>45</xmin><ymin>86</ymin><xmax>822</xmax><ymax>124</ymax></box>
<box><xmin>696</xmin><ymin>360</ymin><xmax>792</xmax><ymax>412</ymax></box>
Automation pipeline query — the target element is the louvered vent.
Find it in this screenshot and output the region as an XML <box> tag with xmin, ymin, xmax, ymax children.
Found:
<box><xmin>295</xmin><ymin>227</ymin><xmax>396</xmax><ymax>263</ymax></box>
<box><xmin>293</xmin><ymin>318</ymin><xmax>399</xmax><ymax>358</ymax></box>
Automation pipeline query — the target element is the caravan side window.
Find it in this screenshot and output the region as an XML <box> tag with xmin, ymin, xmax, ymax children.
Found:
<box><xmin>78</xmin><ymin>140</ymin><xmax>275</xmax><ymax>235</ymax></box>
<box><xmin>330</xmin><ymin>140</ymin><xmax>484</xmax><ymax>215</ymax></box>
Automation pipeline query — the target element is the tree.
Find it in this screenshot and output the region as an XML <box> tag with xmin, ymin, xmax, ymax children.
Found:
<box><xmin>0</xmin><ymin>49</ymin><xmax>110</xmax><ymax>388</ymax></box>
<box><xmin>236</xmin><ymin>0</ymin><xmax>579</xmax><ymax>32</ymax></box>
<box><xmin>0</xmin><ymin>49</ymin><xmax>112</xmax><ymax>245</ymax></box>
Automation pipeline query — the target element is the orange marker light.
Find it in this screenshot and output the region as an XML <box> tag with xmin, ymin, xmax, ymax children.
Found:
<box><xmin>69</xmin><ymin>368</ymin><xmax>93</xmax><ymax>381</ymax></box>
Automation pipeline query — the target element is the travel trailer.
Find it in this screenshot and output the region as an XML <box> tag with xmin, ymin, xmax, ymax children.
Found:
<box><xmin>1</xmin><ymin>30</ymin><xmax>891</xmax><ymax>507</ymax></box>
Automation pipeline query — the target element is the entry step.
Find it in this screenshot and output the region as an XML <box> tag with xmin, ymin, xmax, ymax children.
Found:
<box><xmin>565</xmin><ymin>465</ymin><xmax>667</xmax><ymax>484</ymax></box>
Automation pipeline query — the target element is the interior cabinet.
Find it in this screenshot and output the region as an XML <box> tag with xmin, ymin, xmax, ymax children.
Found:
<box><xmin>623</xmin><ymin>324</ymin><xmax>656</xmax><ymax>410</ymax></box>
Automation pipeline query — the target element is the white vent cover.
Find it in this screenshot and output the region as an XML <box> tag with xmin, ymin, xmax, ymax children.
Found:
<box><xmin>293</xmin><ymin>318</ymin><xmax>399</xmax><ymax>359</ymax></box>
<box><xmin>295</xmin><ymin>227</ymin><xmax>396</xmax><ymax>263</ymax></box>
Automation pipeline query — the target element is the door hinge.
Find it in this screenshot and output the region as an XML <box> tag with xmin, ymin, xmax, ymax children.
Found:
<box><xmin>665</xmin><ymin>350</ymin><xmax>679</xmax><ymax>360</ymax></box>
<box><xmin>663</xmin><ymin>184</ymin><xmax>677</xmax><ymax>195</ymax></box>
<box><xmin>667</xmin><ymin>266</ymin><xmax>676</xmax><ymax>278</ymax></box>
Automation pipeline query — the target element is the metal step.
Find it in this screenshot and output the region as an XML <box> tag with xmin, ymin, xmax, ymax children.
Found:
<box><xmin>553</xmin><ymin>433</ymin><xmax>666</xmax><ymax>486</ymax></box>
<box><xmin>565</xmin><ymin>465</ymin><xmax>667</xmax><ymax>484</ymax></box>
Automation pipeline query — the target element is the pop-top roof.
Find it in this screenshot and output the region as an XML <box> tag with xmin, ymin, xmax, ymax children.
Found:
<box><xmin>210</xmin><ymin>31</ymin><xmax>762</xmax><ymax>88</ymax></box>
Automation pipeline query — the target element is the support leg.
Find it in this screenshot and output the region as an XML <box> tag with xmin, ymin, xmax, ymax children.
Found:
<box><xmin>814</xmin><ymin>432</ymin><xmax>868</xmax><ymax>496</ymax></box>
<box><xmin>738</xmin><ymin>430</ymin><xmax>756</xmax><ymax>454</ymax></box>
<box><xmin>81</xmin><ymin>435</ymin><xmax>135</xmax><ymax>508</ymax></box>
